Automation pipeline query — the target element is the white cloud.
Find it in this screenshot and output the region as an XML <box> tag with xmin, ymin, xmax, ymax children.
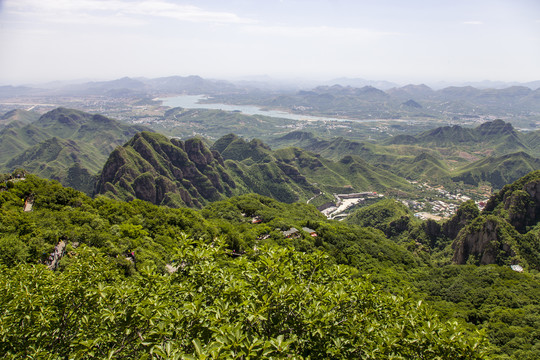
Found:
<box><xmin>463</xmin><ymin>21</ymin><xmax>483</xmax><ymax>25</ymax></box>
<box><xmin>128</xmin><ymin>2</ymin><xmax>256</xmax><ymax>24</ymax></box>
<box><xmin>3</xmin><ymin>0</ymin><xmax>255</xmax><ymax>26</ymax></box>
<box><xmin>242</xmin><ymin>25</ymin><xmax>399</xmax><ymax>41</ymax></box>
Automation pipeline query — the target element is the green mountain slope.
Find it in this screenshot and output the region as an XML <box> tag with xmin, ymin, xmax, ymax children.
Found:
<box><xmin>4</xmin><ymin>137</ymin><xmax>100</xmax><ymax>195</ymax></box>
<box><xmin>274</xmin><ymin>149</ymin><xmax>412</xmax><ymax>194</ymax></box>
<box><xmin>211</xmin><ymin>135</ymin><xmax>321</xmax><ymax>203</ymax></box>
<box><xmin>35</xmin><ymin>108</ymin><xmax>148</xmax><ymax>157</ymax></box>
<box><xmin>269</xmin><ymin>131</ymin><xmax>393</xmax><ymax>162</ymax></box>
<box><xmin>269</xmin><ymin>121</ymin><xmax>540</xmax><ymax>187</ymax></box>
<box><xmin>6</xmin><ymin>137</ymin><xmax>97</xmax><ymax>176</ymax></box>
<box><xmin>391</xmin><ymin>152</ymin><xmax>451</xmax><ymax>182</ymax></box>
<box><xmin>522</xmin><ymin>129</ymin><xmax>540</xmax><ymax>153</ymax></box>
<box><xmin>0</xmin><ymin>109</ymin><xmax>40</xmax><ymax>127</ymax></box>
<box><xmin>271</xmin><ymin>132</ymin><xmax>451</xmax><ymax>182</ymax></box>
<box><xmin>213</xmin><ymin>134</ymin><xmax>413</xmax><ymax>204</ymax></box>
<box><xmin>0</xmin><ymin>123</ymin><xmax>51</xmax><ymax>163</ymax></box>
<box><xmin>386</xmin><ymin>120</ymin><xmax>528</xmax><ymax>155</ymax></box>
<box><xmin>95</xmin><ymin>131</ymin><xmax>235</xmax><ymax>207</ymax></box>
<box><xmin>452</xmin><ymin>151</ymin><xmax>540</xmax><ymax>188</ymax></box>
<box><xmin>0</xmin><ymin>108</ymin><xmax>149</xmax><ymax>193</ymax></box>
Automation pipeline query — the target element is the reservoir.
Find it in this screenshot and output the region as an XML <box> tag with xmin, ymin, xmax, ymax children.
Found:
<box><xmin>159</xmin><ymin>95</ymin><xmax>354</xmax><ymax>122</ymax></box>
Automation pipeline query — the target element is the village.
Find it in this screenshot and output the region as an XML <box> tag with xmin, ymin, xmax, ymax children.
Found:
<box><xmin>405</xmin><ymin>181</ymin><xmax>490</xmax><ymax>220</ymax></box>
<box><xmin>319</xmin><ymin>192</ymin><xmax>383</xmax><ymax>219</ymax></box>
<box><xmin>312</xmin><ymin>181</ymin><xmax>491</xmax><ymax>222</ymax></box>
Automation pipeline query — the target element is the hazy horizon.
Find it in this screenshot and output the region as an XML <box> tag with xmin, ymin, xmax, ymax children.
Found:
<box><xmin>1</xmin><ymin>0</ymin><xmax>539</xmax><ymax>86</ymax></box>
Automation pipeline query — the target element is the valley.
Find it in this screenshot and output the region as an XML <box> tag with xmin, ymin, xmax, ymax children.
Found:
<box><xmin>3</xmin><ymin>0</ymin><xmax>540</xmax><ymax>357</ymax></box>
<box><xmin>0</xmin><ymin>76</ymin><xmax>539</xmax><ymax>359</ymax></box>
<box><xmin>2</xmin><ymin>77</ymin><xmax>537</xmax><ymax>222</ymax></box>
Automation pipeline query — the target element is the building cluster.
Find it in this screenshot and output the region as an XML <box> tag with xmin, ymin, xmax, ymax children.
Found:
<box><xmin>405</xmin><ymin>181</ymin><xmax>490</xmax><ymax>220</ymax></box>
<box><xmin>321</xmin><ymin>192</ymin><xmax>382</xmax><ymax>219</ymax></box>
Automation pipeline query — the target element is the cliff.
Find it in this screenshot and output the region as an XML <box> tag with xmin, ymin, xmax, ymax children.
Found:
<box><xmin>95</xmin><ymin>132</ymin><xmax>235</xmax><ymax>207</ymax></box>
<box><xmin>451</xmin><ymin>170</ymin><xmax>540</xmax><ymax>269</ymax></box>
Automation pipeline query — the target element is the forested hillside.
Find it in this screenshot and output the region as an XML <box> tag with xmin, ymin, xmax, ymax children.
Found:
<box><xmin>1</xmin><ymin>171</ymin><xmax>539</xmax><ymax>359</ymax></box>
<box><xmin>2</xmin><ymin>108</ymin><xmax>538</xmax><ymax>203</ymax></box>
<box><xmin>96</xmin><ymin>132</ymin><xmax>413</xmax><ymax>207</ymax></box>
<box><xmin>269</xmin><ymin>120</ymin><xmax>540</xmax><ymax>188</ymax></box>
<box><xmin>0</xmin><ymin>108</ymin><xmax>148</xmax><ymax>194</ymax></box>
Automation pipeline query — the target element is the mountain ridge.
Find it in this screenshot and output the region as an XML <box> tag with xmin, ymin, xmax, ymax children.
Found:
<box><xmin>0</xmin><ymin>108</ymin><xmax>150</xmax><ymax>193</ymax></box>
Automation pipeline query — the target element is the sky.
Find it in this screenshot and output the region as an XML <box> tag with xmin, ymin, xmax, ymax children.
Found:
<box><xmin>0</xmin><ymin>0</ymin><xmax>539</xmax><ymax>85</ymax></box>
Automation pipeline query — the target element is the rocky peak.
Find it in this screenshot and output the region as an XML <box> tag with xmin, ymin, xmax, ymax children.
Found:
<box><xmin>452</xmin><ymin>216</ymin><xmax>517</xmax><ymax>266</ymax></box>
<box><xmin>452</xmin><ymin>170</ymin><xmax>540</xmax><ymax>268</ymax></box>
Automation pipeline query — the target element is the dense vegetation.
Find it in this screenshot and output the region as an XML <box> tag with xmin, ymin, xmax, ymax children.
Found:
<box><xmin>0</xmin><ymin>106</ymin><xmax>539</xmax><ymax>359</ymax></box>
<box><xmin>95</xmin><ymin>131</ymin><xmax>414</xmax><ymax>208</ymax></box>
<box><xmin>269</xmin><ymin>121</ymin><xmax>540</xmax><ymax>188</ymax></box>
<box><xmin>1</xmin><ymin>172</ymin><xmax>539</xmax><ymax>358</ymax></box>
<box><xmin>2</xmin><ymin>108</ymin><xmax>539</xmax><ymax>203</ymax></box>
<box><xmin>0</xmin><ymin>108</ymin><xmax>148</xmax><ymax>194</ymax></box>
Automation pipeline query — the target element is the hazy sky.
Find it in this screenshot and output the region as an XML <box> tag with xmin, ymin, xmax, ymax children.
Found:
<box><xmin>1</xmin><ymin>0</ymin><xmax>539</xmax><ymax>85</ymax></box>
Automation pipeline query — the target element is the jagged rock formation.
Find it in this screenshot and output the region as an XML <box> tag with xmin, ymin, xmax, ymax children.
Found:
<box><xmin>452</xmin><ymin>215</ymin><xmax>518</xmax><ymax>266</ymax></box>
<box><xmin>451</xmin><ymin>170</ymin><xmax>540</xmax><ymax>269</ymax></box>
<box><xmin>484</xmin><ymin>170</ymin><xmax>540</xmax><ymax>232</ymax></box>
<box><xmin>442</xmin><ymin>200</ymin><xmax>480</xmax><ymax>239</ymax></box>
<box><xmin>96</xmin><ymin>131</ymin><xmax>235</xmax><ymax>207</ymax></box>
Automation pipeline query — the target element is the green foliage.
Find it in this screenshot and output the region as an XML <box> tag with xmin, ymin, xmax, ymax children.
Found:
<box><xmin>346</xmin><ymin>199</ymin><xmax>412</xmax><ymax>232</ymax></box>
<box><xmin>1</xmin><ymin>172</ymin><xmax>539</xmax><ymax>359</ymax></box>
<box><xmin>0</xmin><ymin>234</ymin><xmax>29</xmax><ymax>266</ymax></box>
<box><xmin>0</xmin><ymin>108</ymin><xmax>147</xmax><ymax>195</ymax></box>
<box><xmin>414</xmin><ymin>265</ymin><xmax>540</xmax><ymax>360</ymax></box>
<box><xmin>0</xmin><ymin>239</ymin><xmax>487</xmax><ymax>359</ymax></box>
<box><xmin>452</xmin><ymin>152</ymin><xmax>540</xmax><ymax>189</ymax></box>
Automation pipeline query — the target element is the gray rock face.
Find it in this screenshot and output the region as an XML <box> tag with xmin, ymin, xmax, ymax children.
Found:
<box><xmin>451</xmin><ymin>171</ymin><xmax>540</xmax><ymax>266</ymax></box>
<box><xmin>452</xmin><ymin>217</ymin><xmax>516</xmax><ymax>265</ymax></box>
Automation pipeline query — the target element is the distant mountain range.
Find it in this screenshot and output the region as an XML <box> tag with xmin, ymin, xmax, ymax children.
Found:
<box><xmin>0</xmin><ymin>75</ymin><xmax>241</xmax><ymax>98</ymax></box>
<box><xmin>2</xmin><ymin>75</ymin><xmax>539</xmax><ymax>100</ymax></box>
<box><xmin>1</xmin><ymin>107</ymin><xmax>539</xmax><ymax>204</ymax></box>
<box><xmin>327</xmin><ymin>77</ymin><xmax>540</xmax><ymax>90</ymax></box>
<box><xmin>2</xmin><ymin>76</ymin><xmax>540</xmax><ymax>131</ymax></box>
<box><xmin>201</xmin><ymin>82</ymin><xmax>540</xmax><ymax>123</ymax></box>
<box><xmin>268</xmin><ymin>120</ymin><xmax>540</xmax><ymax>188</ymax></box>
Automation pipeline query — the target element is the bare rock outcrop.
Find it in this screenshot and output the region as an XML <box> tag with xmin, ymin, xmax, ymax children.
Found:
<box><xmin>452</xmin><ymin>216</ymin><xmax>517</xmax><ymax>266</ymax></box>
<box><xmin>452</xmin><ymin>170</ymin><xmax>540</xmax><ymax>268</ymax></box>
